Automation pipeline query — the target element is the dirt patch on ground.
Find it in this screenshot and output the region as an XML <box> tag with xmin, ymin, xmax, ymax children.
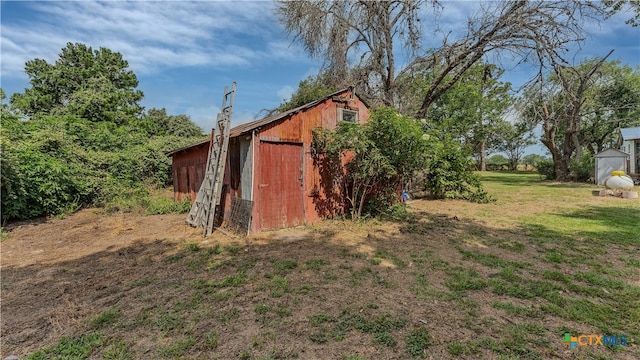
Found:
<box><xmin>1</xmin><ymin>189</ymin><xmax>638</xmax><ymax>359</ymax></box>
<box><xmin>2</xmin><ymin>210</ymin><xmax>208</xmax><ymax>268</ymax></box>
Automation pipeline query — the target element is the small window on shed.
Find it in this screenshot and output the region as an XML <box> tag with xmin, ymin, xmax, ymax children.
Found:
<box><xmin>338</xmin><ymin>107</ymin><xmax>358</xmax><ymax>123</ymax></box>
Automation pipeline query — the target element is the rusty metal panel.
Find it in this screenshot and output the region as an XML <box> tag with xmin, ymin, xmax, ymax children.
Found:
<box><xmin>170</xmin><ymin>89</ymin><xmax>371</xmax><ymax>231</ymax></box>
<box><xmin>301</xmin><ymin>92</ymin><xmax>370</xmax><ymax>222</ymax></box>
<box><xmin>259</xmin><ymin>113</ymin><xmax>303</xmax><ymax>142</ymax></box>
<box><xmin>170</xmin><ymin>142</ymin><xmax>209</xmax><ymax>203</ymax></box>
<box><xmin>258</xmin><ymin>142</ymin><xmax>304</xmax><ymax>230</ymax></box>
<box><xmin>188</xmin><ymin>165</ymin><xmax>197</xmax><ymax>202</ymax></box>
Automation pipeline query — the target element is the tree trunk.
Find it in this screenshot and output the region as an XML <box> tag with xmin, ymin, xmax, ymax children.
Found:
<box><xmin>480</xmin><ymin>140</ymin><xmax>487</xmax><ymax>171</ymax></box>
<box><xmin>556</xmin><ymin>152</ymin><xmax>571</xmax><ymax>181</ymax></box>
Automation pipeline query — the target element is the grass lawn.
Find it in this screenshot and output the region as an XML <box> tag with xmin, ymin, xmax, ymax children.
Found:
<box><xmin>3</xmin><ymin>172</ymin><xmax>639</xmax><ymax>359</ymax></box>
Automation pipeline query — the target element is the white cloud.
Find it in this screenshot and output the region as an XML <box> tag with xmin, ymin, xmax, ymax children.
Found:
<box><xmin>277</xmin><ymin>85</ymin><xmax>295</xmax><ymax>101</ymax></box>
<box><xmin>183</xmin><ymin>103</ymin><xmax>220</xmax><ymax>132</ymax></box>
<box><xmin>0</xmin><ymin>0</ymin><xmax>285</xmax><ymax>78</ymax></box>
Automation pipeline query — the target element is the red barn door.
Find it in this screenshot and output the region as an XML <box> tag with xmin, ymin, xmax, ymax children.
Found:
<box><xmin>259</xmin><ymin>142</ymin><xmax>304</xmax><ymax>230</ymax></box>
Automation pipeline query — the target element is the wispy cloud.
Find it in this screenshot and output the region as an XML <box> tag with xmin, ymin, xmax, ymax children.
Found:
<box><xmin>1</xmin><ymin>1</ymin><xmax>288</xmax><ymax>77</ymax></box>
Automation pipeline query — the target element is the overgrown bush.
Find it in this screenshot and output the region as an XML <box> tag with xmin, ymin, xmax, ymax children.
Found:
<box><xmin>312</xmin><ymin>107</ymin><xmax>428</xmax><ymax>219</ymax></box>
<box><xmin>1</xmin><ymin>43</ymin><xmax>205</xmax><ymax>223</ymax></box>
<box><xmin>570</xmin><ymin>153</ymin><xmax>594</xmax><ymax>182</ymax></box>
<box><xmin>536</xmin><ymin>159</ymin><xmax>556</xmax><ymax>180</ymax></box>
<box><xmin>0</xmin><ymin>113</ymin><xmax>202</xmax><ymax>222</ymax></box>
<box><xmin>423</xmin><ymin>138</ymin><xmax>494</xmax><ymax>203</ymax></box>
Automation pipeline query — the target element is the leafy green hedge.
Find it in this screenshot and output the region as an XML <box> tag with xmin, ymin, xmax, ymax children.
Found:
<box><xmin>1</xmin><ymin>114</ymin><xmax>202</xmax><ymax>222</ymax></box>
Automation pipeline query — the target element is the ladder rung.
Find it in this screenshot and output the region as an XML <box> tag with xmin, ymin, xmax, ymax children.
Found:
<box><xmin>186</xmin><ymin>82</ymin><xmax>236</xmax><ymax>237</ymax></box>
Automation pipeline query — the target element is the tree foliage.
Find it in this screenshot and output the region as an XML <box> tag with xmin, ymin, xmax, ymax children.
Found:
<box><xmin>276</xmin><ymin>0</ymin><xmax>426</xmax><ymax>108</ymax></box>
<box><xmin>138</xmin><ymin>108</ymin><xmax>204</xmax><ymax>138</ymax></box>
<box><xmin>276</xmin><ymin>0</ymin><xmax>610</xmax><ymax>118</ymax></box>
<box><xmin>421</xmin><ymin>134</ymin><xmax>494</xmax><ymax>203</ymax></box>
<box><xmin>604</xmin><ymin>0</ymin><xmax>640</xmax><ymax>26</ymax></box>
<box><xmin>494</xmin><ymin>120</ymin><xmax>536</xmax><ymax>171</ymax></box>
<box><xmin>312</xmin><ymin>107</ymin><xmax>428</xmax><ymax>219</ymax></box>
<box><xmin>11</xmin><ymin>42</ymin><xmax>143</xmax><ymax>124</ymax></box>
<box><xmin>486</xmin><ymin>154</ymin><xmax>509</xmax><ymax>171</ymax></box>
<box><xmin>265</xmin><ymin>74</ymin><xmax>338</xmax><ymax>117</ymax></box>
<box><xmin>520</xmin><ymin>55</ymin><xmax>640</xmax><ymax>180</ymax></box>
<box><xmin>521</xmin><ymin>154</ymin><xmax>547</xmax><ymax>169</ymax></box>
<box><xmin>407</xmin><ymin>62</ymin><xmax>513</xmax><ymax>169</ymax></box>
<box><xmin>2</xmin><ymin>44</ymin><xmax>204</xmax><ymax>223</ymax></box>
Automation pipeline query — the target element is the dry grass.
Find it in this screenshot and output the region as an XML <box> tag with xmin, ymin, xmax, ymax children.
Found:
<box><xmin>1</xmin><ymin>172</ymin><xmax>639</xmax><ymax>359</ymax></box>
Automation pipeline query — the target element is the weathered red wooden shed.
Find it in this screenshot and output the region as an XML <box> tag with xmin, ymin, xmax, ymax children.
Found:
<box><xmin>167</xmin><ymin>87</ymin><xmax>370</xmax><ymax>232</ymax></box>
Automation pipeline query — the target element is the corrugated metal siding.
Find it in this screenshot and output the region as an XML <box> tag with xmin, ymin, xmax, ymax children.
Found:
<box><xmin>257</xmin><ymin>142</ymin><xmax>305</xmax><ymax>230</ymax></box>
<box><xmin>250</xmin><ymin>91</ymin><xmax>371</xmax><ymax>231</ymax></box>
<box><xmin>170</xmin><ymin>88</ymin><xmax>370</xmax><ymax>232</ymax></box>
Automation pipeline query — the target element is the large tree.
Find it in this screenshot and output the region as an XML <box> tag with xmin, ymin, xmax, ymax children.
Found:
<box><xmin>604</xmin><ymin>0</ymin><xmax>640</xmax><ymax>26</ymax></box>
<box><xmin>275</xmin><ymin>0</ymin><xmax>609</xmax><ymax>117</ymax></box>
<box><xmin>11</xmin><ymin>42</ymin><xmax>144</xmax><ymax>124</ymax></box>
<box><xmin>2</xmin><ymin>45</ymin><xmax>203</xmax><ymax>222</ymax></box>
<box><xmin>407</xmin><ymin>62</ymin><xmax>513</xmax><ymax>170</ymax></box>
<box><xmin>276</xmin><ymin>0</ymin><xmax>426</xmax><ymax>108</ymax></box>
<box><xmin>494</xmin><ymin>120</ymin><xmax>536</xmax><ymax>171</ymax></box>
<box><xmin>578</xmin><ymin>61</ymin><xmax>640</xmax><ymax>153</ymax></box>
<box><xmin>519</xmin><ymin>53</ymin><xmax>640</xmax><ymax>180</ymax></box>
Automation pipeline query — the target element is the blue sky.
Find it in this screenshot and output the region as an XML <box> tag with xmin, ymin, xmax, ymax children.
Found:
<box><xmin>1</xmin><ymin>0</ymin><xmax>639</xmax><ymax>139</ymax></box>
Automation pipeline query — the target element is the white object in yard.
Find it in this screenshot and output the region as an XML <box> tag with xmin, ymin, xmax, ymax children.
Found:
<box><xmin>594</xmin><ymin>149</ymin><xmax>629</xmax><ymax>185</ymax></box>
<box><xmin>604</xmin><ymin>171</ymin><xmax>634</xmax><ymax>190</ymax></box>
<box><xmin>622</xmin><ymin>191</ymin><xmax>638</xmax><ymax>199</ymax></box>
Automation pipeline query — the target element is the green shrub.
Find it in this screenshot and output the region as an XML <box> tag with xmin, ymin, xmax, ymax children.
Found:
<box><xmin>570</xmin><ymin>153</ymin><xmax>594</xmax><ymax>182</ymax></box>
<box><xmin>97</xmin><ymin>182</ymin><xmax>150</xmax><ymax>213</ymax></box>
<box><xmin>536</xmin><ymin>159</ymin><xmax>556</xmax><ymax>180</ymax></box>
<box><xmin>312</xmin><ymin>107</ymin><xmax>429</xmax><ymax>219</ymax></box>
<box><xmin>380</xmin><ymin>203</ymin><xmax>410</xmax><ymax>220</ymax></box>
<box><xmin>147</xmin><ymin>195</ymin><xmax>192</xmax><ymax>215</ymax></box>
<box><xmin>423</xmin><ymin>139</ymin><xmax>494</xmax><ymax>203</ymax></box>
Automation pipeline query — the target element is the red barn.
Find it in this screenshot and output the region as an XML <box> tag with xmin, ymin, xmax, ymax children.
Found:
<box><xmin>167</xmin><ymin>87</ymin><xmax>370</xmax><ymax>232</ymax></box>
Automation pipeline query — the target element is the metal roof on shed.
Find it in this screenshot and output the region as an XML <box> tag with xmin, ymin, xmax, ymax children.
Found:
<box><xmin>167</xmin><ymin>87</ymin><xmax>362</xmax><ymax>156</ymax></box>
<box><xmin>620</xmin><ymin>126</ymin><xmax>640</xmax><ymax>140</ymax></box>
<box><xmin>594</xmin><ymin>148</ymin><xmax>629</xmax><ymax>158</ymax></box>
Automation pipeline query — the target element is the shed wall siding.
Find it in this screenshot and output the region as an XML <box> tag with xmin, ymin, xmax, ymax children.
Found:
<box><xmin>250</xmin><ymin>94</ymin><xmax>370</xmax><ymax>231</ymax></box>
<box><xmin>621</xmin><ymin>140</ymin><xmax>639</xmax><ymax>174</ymax></box>
<box><xmin>171</xmin><ymin>89</ymin><xmax>370</xmax><ymax>232</ymax></box>
<box><xmin>595</xmin><ymin>157</ymin><xmax>628</xmax><ymax>185</ymax></box>
<box><xmin>171</xmin><ymin>144</ymin><xmax>209</xmax><ymax>202</ymax></box>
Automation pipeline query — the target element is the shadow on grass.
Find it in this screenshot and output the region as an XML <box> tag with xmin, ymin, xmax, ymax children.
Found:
<box><xmin>4</xmin><ymin>204</ymin><xmax>639</xmax><ymax>359</ymax></box>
